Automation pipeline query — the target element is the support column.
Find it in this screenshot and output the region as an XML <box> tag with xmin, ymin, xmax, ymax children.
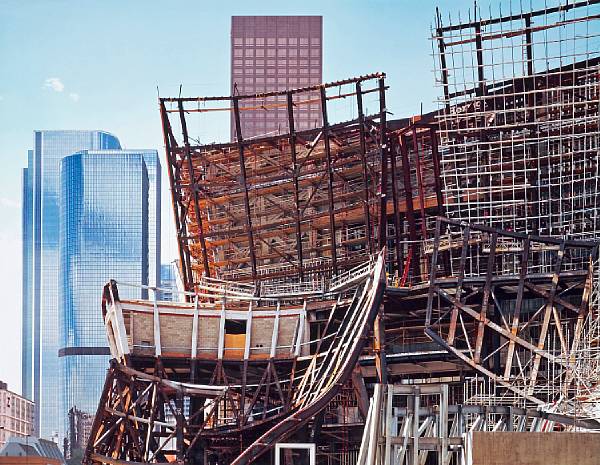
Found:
<box><xmin>233</xmin><ymin>96</ymin><xmax>258</xmax><ymax>281</ymax></box>
<box><xmin>287</xmin><ymin>91</ymin><xmax>304</xmax><ymax>279</ymax></box>
<box><xmin>320</xmin><ymin>86</ymin><xmax>338</xmax><ymax>275</ymax></box>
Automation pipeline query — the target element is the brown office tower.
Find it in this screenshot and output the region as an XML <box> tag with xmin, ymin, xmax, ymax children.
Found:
<box><xmin>231</xmin><ymin>16</ymin><xmax>323</xmax><ymax>141</ymax></box>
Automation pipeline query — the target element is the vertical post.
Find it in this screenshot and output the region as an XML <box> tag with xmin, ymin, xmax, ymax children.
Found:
<box><xmin>356</xmin><ymin>82</ymin><xmax>374</xmax><ymax>254</ymax></box>
<box><xmin>232</xmin><ymin>96</ymin><xmax>258</xmax><ymax>281</ymax></box>
<box><xmin>152</xmin><ymin>288</ymin><xmax>161</xmax><ymax>357</ymax></box>
<box><xmin>320</xmin><ymin>86</ymin><xmax>338</xmax><ymax>275</ymax></box>
<box><xmin>399</xmin><ymin>135</ymin><xmax>419</xmax><ymax>280</ymax></box>
<box><xmin>178</xmin><ymin>101</ymin><xmax>211</xmax><ymax>278</ymax></box>
<box><xmin>435</xmin><ymin>9</ymin><xmax>451</xmax><ymax>111</ymax></box>
<box><xmin>286</xmin><ymin>91</ymin><xmax>304</xmax><ymax>279</ymax></box>
<box><xmin>159</xmin><ymin>100</ymin><xmax>191</xmax><ymax>292</ymax></box>
<box><xmin>439</xmin><ymin>385</ymin><xmax>448</xmax><ymax>465</ymax></box>
<box><xmin>524</xmin><ymin>14</ymin><xmax>540</xmax><ymax>234</ymax></box>
<box><xmin>411</xmin><ymin>129</ymin><xmax>428</xmax><ymax>242</ymax></box>
<box><xmin>474</xmin><ymin>21</ymin><xmax>486</xmax><ymax>97</ymax></box>
<box><xmin>176</xmin><ymin>390</ymin><xmax>184</xmax><ymax>463</ymax></box>
<box><xmin>270</xmin><ymin>301</ymin><xmax>281</xmax><ymax>358</ymax></box>
<box><xmin>524</xmin><ymin>15</ymin><xmax>534</xmax><ymax>77</ymax></box>
<box><xmin>412</xmin><ymin>387</ymin><xmax>420</xmax><ymax>465</ymax></box>
<box><xmin>389</xmin><ymin>141</ymin><xmax>403</xmax><ymax>274</ymax></box>
<box><xmin>191</xmin><ymin>296</ymin><xmax>199</xmax><ymax>381</ymax></box>
<box><xmin>425</xmin><ymin>218</ymin><xmax>442</xmax><ymax>326</ymax></box>
<box><xmin>374</xmin><ymin>312</ymin><xmax>388</xmax><ymax>384</ymax></box>
<box><xmin>474</xmin><ymin>232</ymin><xmax>497</xmax><ymax>364</ymax></box>
<box><xmin>378</xmin><ymin>77</ymin><xmax>389</xmax><ymax>251</ymax></box>
<box><xmin>448</xmin><ymin>226</ymin><xmax>470</xmax><ymax>344</ymax></box>
<box><xmin>217</xmin><ymin>299</ymin><xmax>226</xmax><ymax>360</ymax></box>
<box><xmin>529</xmin><ymin>242</ymin><xmax>565</xmax><ymax>393</ymax></box>
<box><xmin>429</xmin><ymin>127</ymin><xmax>444</xmax><ymax>214</ymax></box>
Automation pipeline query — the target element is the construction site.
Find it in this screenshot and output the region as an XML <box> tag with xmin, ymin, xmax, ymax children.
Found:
<box><xmin>83</xmin><ymin>1</ymin><xmax>600</xmax><ymax>464</ymax></box>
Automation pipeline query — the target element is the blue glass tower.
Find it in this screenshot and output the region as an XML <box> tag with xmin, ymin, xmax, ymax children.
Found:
<box><xmin>159</xmin><ymin>263</ymin><xmax>178</xmax><ymax>301</ymax></box>
<box><xmin>22</xmin><ymin>131</ymin><xmax>121</xmax><ymax>440</ymax></box>
<box><xmin>58</xmin><ymin>150</ymin><xmax>160</xmax><ymax>450</ymax></box>
<box><xmin>22</xmin><ymin>150</ymin><xmax>34</xmax><ymax>403</ymax></box>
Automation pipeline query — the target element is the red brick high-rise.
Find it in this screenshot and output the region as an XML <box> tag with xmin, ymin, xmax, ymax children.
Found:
<box><xmin>231</xmin><ymin>16</ymin><xmax>323</xmax><ymax>141</ymax></box>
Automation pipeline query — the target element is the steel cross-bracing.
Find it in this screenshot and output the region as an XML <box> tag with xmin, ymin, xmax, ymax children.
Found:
<box><xmin>425</xmin><ymin>217</ymin><xmax>599</xmax><ymax>411</ymax></box>
<box><xmin>83</xmin><ymin>3</ymin><xmax>600</xmax><ymax>464</ymax></box>
<box><xmin>159</xmin><ymin>74</ymin><xmax>395</xmax><ymax>291</ymax></box>
<box><xmin>85</xmin><ymin>252</ymin><xmax>386</xmax><ymax>465</ymax></box>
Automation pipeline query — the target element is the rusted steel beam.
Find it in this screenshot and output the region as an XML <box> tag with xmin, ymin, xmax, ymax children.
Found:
<box><xmin>232</xmin><ymin>96</ymin><xmax>258</xmax><ymax>281</ymax></box>
<box><xmin>160</xmin><ymin>103</ymin><xmax>188</xmax><ymax>289</ymax></box>
<box><xmin>425</xmin><ymin>218</ymin><xmax>442</xmax><ymax>326</ymax></box>
<box><xmin>378</xmin><ymin>77</ymin><xmax>388</xmax><ymax>251</ymax></box>
<box><xmin>178</xmin><ymin>101</ymin><xmax>211</xmax><ymax>278</ymax></box>
<box><xmin>374</xmin><ymin>312</ymin><xmax>388</xmax><ymax>384</ymax></box>
<box><xmin>428</xmin><ymin>127</ymin><xmax>444</xmax><ymax>214</ymax></box>
<box><xmin>356</xmin><ymin>82</ymin><xmax>374</xmax><ymax>255</ymax></box>
<box><xmin>389</xmin><ymin>140</ymin><xmax>403</xmax><ymax>273</ymax></box>
<box><xmin>528</xmin><ymin>242</ymin><xmax>565</xmax><ymax>393</ymax></box>
<box><xmin>319</xmin><ymin>86</ymin><xmax>338</xmax><ymax>275</ymax></box>
<box><xmin>425</xmin><ymin>328</ymin><xmax>544</xmax><ymax>406</ymax></box>
<box><xmin>399</xmin><ymin>135</ymin><xmax>419</xmax><ymax>280</ymax></box>
<box><xmin>567</xmin><ymin>260</ymin><xmax>594</xmax><ymax>386</ymax></box>
<box><xmin>474</xmin><ymin>232</ymin><xmax>497</xmax><ymax>364</ymax></box>
<box><xmin>435</xmin><ymin>8</ymin><xmax>450</xmax><ymax>109</ymax></box>
<box><xmin>440</xmin><ymin>216</ymin><xmax>598</xmax><ymax>248</ymax></box>
<box><xmin>436</xmin><ymin>287</ymin><xmax>570</xmax><ymax>368</ymax></box>
<box><xmin>474</xmin><ymin>22</ymin><xmax>486</xmax><ymax>97</ymax></box>
<box><xmin>437</xmin><ymin>0</ymin><xmax>598</xmax><ymax>33</ymax></box>
<box><xmin>160</xmin><ymin>101</ymin><xmax>194</xmax><ymax>291</ymax></box>
<box><xmin>287</xmin><ymin>92</ymin><xmax>304</xmax><ymax>280</ymax></box>
<box><xmin>351</xmin><ymin>368</ymin><xmax>369</xmax><ymax>420</ymax></box>
<box><xmin>447</xmin><ymin>225</ymin><xmax>470</xmax><ymax>345</ymax></box>
<box><xmin>411</xmin><ymin>129</ymin><xmax>428</xmax><ymax>242</ymax></box>
<box><xmin>161</xmin><ymin>72</ymin><xmax>385</xmax><ymax>103</ymax></box>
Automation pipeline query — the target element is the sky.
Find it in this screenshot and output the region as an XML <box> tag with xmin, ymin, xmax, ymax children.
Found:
<box><xmin>0</xmin><ymin>0</ymin><xmax>509</xmax><ymax>395</ymax></box>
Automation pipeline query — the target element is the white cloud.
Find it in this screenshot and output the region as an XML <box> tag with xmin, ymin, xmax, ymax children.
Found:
<box><xmin>0</xmin><ymin>95</ymin><xmax>4</xmax><ymax>101</ymax></box>
<box><xmin>0</xmin><ymin>197</ymin><xmax>20</xmax><ymax>208</ymax></box>
<box><xmin>69</xmin><ymin>92</ymin><xmax>80</xmax><ymax>102</ymax></box>
<box><xmin>44</xmin><ymin>77</ymin><xmax>65</xmax><ymax>92</ymax></box>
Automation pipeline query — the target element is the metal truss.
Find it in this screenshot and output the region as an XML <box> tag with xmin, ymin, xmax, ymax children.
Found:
<box><xmin>85</xmin><ymin>252</ymin><xmax>386</xmax><ymax>465</ymax></box>
<box><xmin>159</xmin><ymin>74</ymin><xmax>390</xmax><ymax>289</ymax></box>
<box><xmin>357</xmin><ymin>383</ymin><xmax>599</xmax><ymax>465</ymax></box>
<box><xmin>425</xmin><ymin>217</ymin><xmax>599</xmax><ymax>410</ymax></box>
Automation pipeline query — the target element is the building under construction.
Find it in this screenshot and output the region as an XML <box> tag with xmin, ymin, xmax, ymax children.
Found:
<box><xmin>84</xmin><ymin>2</ymin><xmax>600</xmax><ymax>465</ymax></box>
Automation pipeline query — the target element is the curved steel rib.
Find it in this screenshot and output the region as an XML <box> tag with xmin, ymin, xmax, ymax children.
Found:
<box><xmin>230</xmin><ymin>251</ymin><xmax>386</xmax><ymax>465</ymax></box>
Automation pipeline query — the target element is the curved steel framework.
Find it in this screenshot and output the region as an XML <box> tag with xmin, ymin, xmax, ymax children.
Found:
<box><xmin>85</xmin><ymin>253</ymin><xmax>385</xmax><ymax>465</ymax></box>
<box><xmin>83</xmin><ymin>2</ymin><xmax>600</xmax><ymax>463</ymax></box>
<box><xmin>159</xmin><ymin>74</ymin><xmax>389</xmax><ymax>289</ymax></box>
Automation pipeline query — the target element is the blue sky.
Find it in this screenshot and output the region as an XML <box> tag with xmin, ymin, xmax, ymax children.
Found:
<box><xmin>0</xmin><ymin>0</ymin><xmax>503</xmax><ymax>393</ymax></box>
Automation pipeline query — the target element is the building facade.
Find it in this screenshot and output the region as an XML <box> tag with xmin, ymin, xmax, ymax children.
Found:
<box><xmin>58</xmin><ymin>150</ymin><xmax>160</xmax><ymax>452</ymax></box>
<box><xmin>0</xmin><ymin>436</ymin><xmax>65</xmax><ymax>465</ymax></box>
<box><xmin>22</xmin><ymin>131</ymin><xmax>121</xmax><ymax>440</ymax></box>
<box><xmin>159</xmin><ymin>263</ymin><xmax>178</xmax><ymax>301</ymax></box>
<box><xmin>230</xmin><ymin>16</ymin><xmax>323</xmax><ymax>140</ymax></box>
<box><xmin>0</xmin><ymin>382</ymin><xmax>34</xmax><ymax>449</ymax></box>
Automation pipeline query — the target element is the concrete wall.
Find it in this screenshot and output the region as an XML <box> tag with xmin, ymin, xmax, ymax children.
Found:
<box><xmin>471</xmin><ymin>432</ymin><xmax>600</xmax><ymax>465</ymax></box>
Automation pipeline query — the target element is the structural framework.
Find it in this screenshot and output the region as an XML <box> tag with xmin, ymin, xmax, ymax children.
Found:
<box><xmin>85</xmin><ymin>2</ymin><xmax>600</xmax><ymax>465</ymax></box>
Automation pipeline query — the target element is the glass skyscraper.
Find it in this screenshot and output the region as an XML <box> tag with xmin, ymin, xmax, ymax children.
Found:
<box><xmin>159</xmin><ymin>263</ymin><xmax>178</xmax><ymax>301</ymax></box>
<box><xmin>21</xmin><ymin>150</ymin><xmax>34</xmax><ymax>404</ymax></box>
<box><xmin>22</xmin><ymin>131</ymin><xmax>121</xmax><ymax>440</ymax></box>
<box><xmin>58</xmin><ymin>150</ymin><xmax>160</xmax><ymax>450</ymax></box>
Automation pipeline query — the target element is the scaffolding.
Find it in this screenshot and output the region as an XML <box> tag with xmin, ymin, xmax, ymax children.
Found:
<box><xmin>433</xmin><ymin>0</ymin><xmax>600</xmax><ymax>238</ymax></box>
<box><xmin>84</xmin><ymin>2</ymin><xmax>600</xmax><ymax>465</ymax></box>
